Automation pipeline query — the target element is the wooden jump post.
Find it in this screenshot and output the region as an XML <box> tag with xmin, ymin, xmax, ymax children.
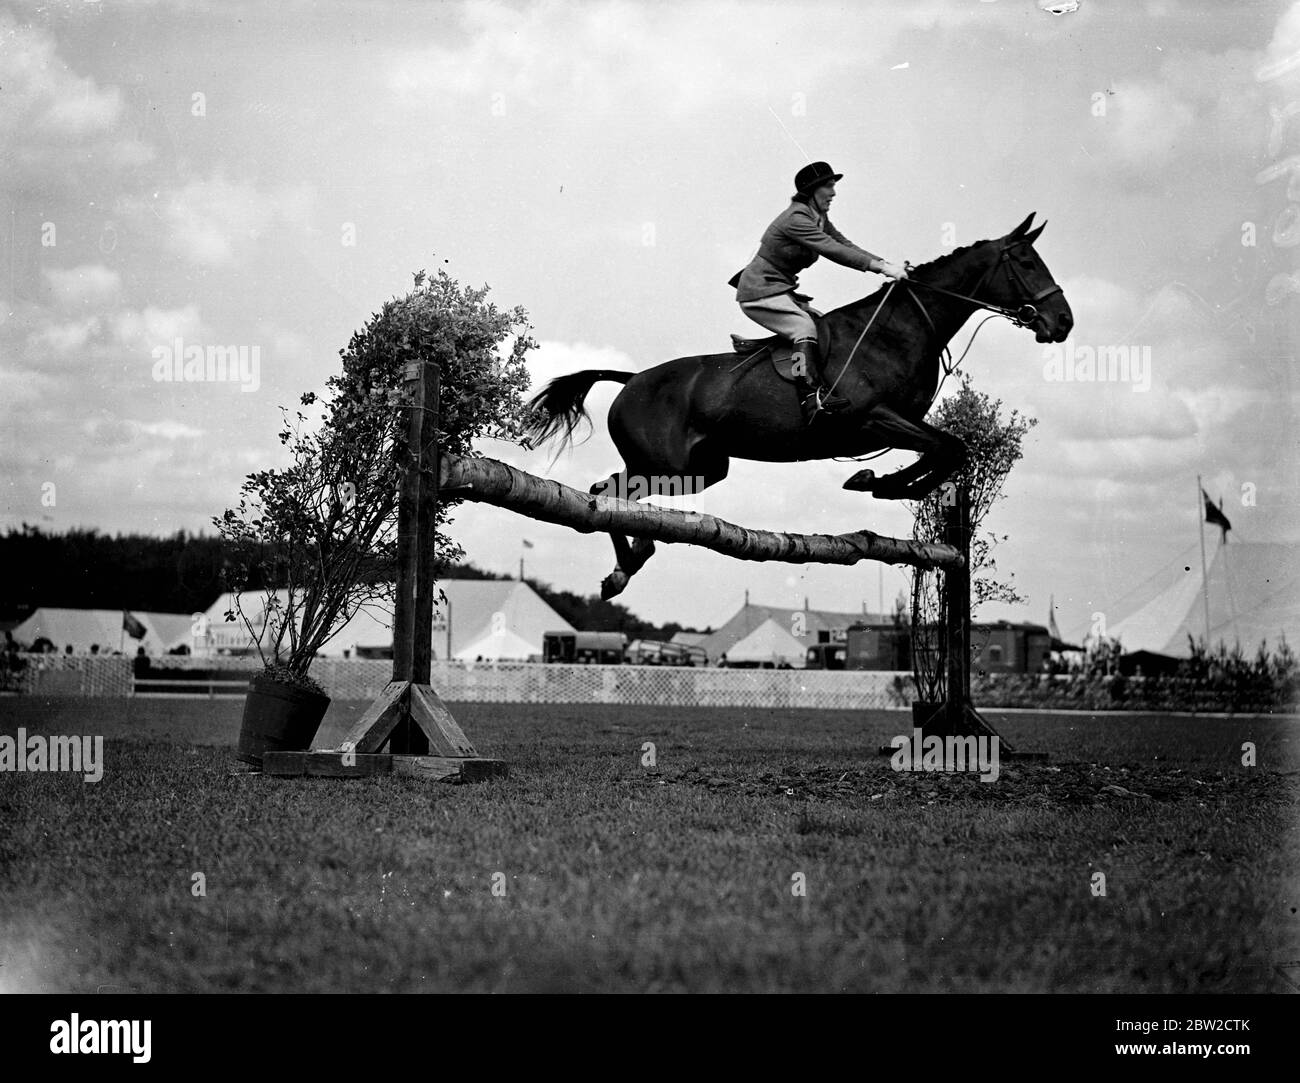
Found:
<box><xmin>264</xmin><ymin>359</ymin><xmax>508</xmax><ymax>782</ymax></box>
<box><xmin>265</xmin><ymin>360</ymin><xmax>1034</xmax><ymax>782</ymax></box>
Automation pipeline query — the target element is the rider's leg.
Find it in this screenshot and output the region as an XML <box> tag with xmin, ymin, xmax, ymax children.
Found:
<box><xmin>792</xmin><ymin>337</ymin><xmax>849</xmax><ymax>417</ymax></box>
<box><xmin>738</xmin><ymin>293</ymin><xmax>846</xmax><ymax>419</ymax></box>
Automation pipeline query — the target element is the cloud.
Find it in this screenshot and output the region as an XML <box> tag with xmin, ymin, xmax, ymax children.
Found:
<box><xmin>1102</xmin><ymin>80</ymin><xmax>1197</xmax><ymax>169</ymax></box>
<box><xmin>0</xmin><ymin>14</ymin><xmax>153</xmax><ymax>187</ymax></box>
<box><xmin>1036</xmin><ymin>384</ymin><xmax>1197</xmax><ymax>442</ymax></box>
<box><xmin>43</xmin><ymin>264</ymin><xmax>122</xmax><ymax>309</ymax></box>
<box><xmin>29</xmin><ymin>317</ymin><xmax>100</xmax><ymax>354</ymax></box>
<box><xmin>1089</xmin><ymin>47</ymin><xmax>1264</xmax><ymax>181</ymax></box>
<box><xmin>110</xmin><ymin>304</ymin><xmax>207</xmax><ymax>349</ymax></box>
<box><xmin>133</xmin><ymin>177</ymin><xmax>315</xmax><ymax>268</ymax></box>
<box><xmin>138</xmin><ymin>420</ymin><xmax>204</xmax><ymax>440</ymax></box>
<box><xmin>386</xmin><ymin>0</ymin><xmax>1004</xmax><ymax>115</ymax></box>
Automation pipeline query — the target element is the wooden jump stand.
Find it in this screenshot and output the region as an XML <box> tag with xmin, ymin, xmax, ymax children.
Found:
<box><xmin>878</xmin><ymin>488</ymin><xmax>1045</xmax><ymax>761</ymax></box>
<box><xmin>264</xmin><ymin>360</ymin><xmax>508</xmax><ymax>783</ymax></box>
<box><xmin>262</xmin><ymin>357</ymin><xmax>1035</xmax><ymax>779</ymax></box>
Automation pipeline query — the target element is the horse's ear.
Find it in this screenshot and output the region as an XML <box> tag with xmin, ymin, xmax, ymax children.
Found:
<box><xmin>1024</xmin><ymin>221</ymin><xmax>1047</xmax><ymax>244</ymax></box>
<box><xmin>1009</xmin><ymin>212</ymin><xmax>1036</xmax><ymax>238</ymax></box>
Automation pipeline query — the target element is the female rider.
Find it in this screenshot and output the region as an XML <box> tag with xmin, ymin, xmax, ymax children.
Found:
<box><xmin>730</xmin><ymin>161</ymin><xmax>909</xmax><ymax>422</ymax></box>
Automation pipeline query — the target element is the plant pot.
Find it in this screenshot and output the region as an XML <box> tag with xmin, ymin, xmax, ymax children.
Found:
<box><xmin>236</xmin><ymin>675</ymin><xmax>331</xmax><ymax>766</ymax></box>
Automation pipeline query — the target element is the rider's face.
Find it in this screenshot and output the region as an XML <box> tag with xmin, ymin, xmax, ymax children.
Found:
<box><xmin>812</xmin><ymin>182</ymin><xmax>836</xmax><ymax>212</ymax></box>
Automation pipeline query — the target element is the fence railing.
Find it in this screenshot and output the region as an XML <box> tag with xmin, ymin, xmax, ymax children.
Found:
<box><xmin>2</xmin><ymin>653</ymin><xmax>914</xmax><ymax>710</ymax></box>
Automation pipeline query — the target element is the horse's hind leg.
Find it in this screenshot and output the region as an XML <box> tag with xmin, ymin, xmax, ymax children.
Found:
<box><xmin>590</xmin><ymin>471</ymin><xmax>656</xmax><ymax>600</ymax></box>
<box><xmin>590</xmin><ymin>445</ymin><xmax>728</xmax><ymax>599</ymax></box>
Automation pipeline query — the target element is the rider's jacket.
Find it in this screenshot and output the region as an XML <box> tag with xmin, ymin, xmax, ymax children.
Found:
<box><xmin>730</xmin><ymin>201</ymin><xmax>879</xmax><ymax>302</ymax></box>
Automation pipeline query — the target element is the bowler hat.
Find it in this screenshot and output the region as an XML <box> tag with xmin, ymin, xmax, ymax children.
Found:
<box><xmin>794</xmin><ymin>161</ymin><xmax>843</xmax><ymax>194</ymax></box>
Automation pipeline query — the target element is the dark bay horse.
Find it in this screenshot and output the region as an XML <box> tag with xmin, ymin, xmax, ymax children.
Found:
<box><xmin>525</xmin><ymin>213</ymin><xmax>1073</xmax><ymax>599</ymax></box>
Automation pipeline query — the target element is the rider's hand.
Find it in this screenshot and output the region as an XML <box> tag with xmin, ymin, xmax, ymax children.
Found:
<box><xmin>875</xmin><ymin>260</ymin><xmax>908</xmax><ymax>280</ymax></box>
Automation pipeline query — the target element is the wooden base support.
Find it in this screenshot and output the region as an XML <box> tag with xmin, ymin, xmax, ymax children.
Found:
<box><xmin>877</xmin><ymin>699</ymin><xmax>1048</xmax><ymax>761</ymax></box>
<box><xmin>262</xmin><ymin>678</ymin><xmax>507</xmax><ymax>784</ymax></box>
<box><xmin>262</xmin><ymin>750</ymin><xmax>508</xmax><ymax>782</ymax></box>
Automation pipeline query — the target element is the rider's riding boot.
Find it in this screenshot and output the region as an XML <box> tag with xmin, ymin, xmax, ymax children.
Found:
<box><xmin>792</xmin><ymin>338</ymin><xmax>849</xmax><ymax>422</ymax></box>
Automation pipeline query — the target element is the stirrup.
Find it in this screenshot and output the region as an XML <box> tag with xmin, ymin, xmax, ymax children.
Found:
<box><xmin>800</xmin><ymin>386</ymin><xmax>848</xmax><ymax>423</ymax></box>
<box><xmin>809</xmin><ymin>387</ymin><xmax>849</xmax><ymax>413</ymax></box>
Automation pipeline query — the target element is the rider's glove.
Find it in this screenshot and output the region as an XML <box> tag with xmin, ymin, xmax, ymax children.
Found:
<box><xmin>873</xmin><ymin>260</ymin><xmax>908</xmax><ymax>280</ymax></box>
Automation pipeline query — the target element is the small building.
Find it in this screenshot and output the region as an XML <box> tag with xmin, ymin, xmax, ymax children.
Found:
<box><xmin>970</xmin><ymin>621</ymin><xmax>1053</xmax><ymax>675</ymax></box>
<box><xmin>542</xmin><ymin>630</ymin><xmax>625</xmax><ymax>664</ymax></box>
<box><xmin>698</xmin><ymin>596</ymin><xmax>889</xmax><ymax>665</ymax></box>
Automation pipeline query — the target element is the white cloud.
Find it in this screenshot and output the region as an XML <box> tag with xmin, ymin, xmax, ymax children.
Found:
<box><xmin>1103</xmin><ymin>80</ymin><xmax>1197</xmax><ymax>169</ymax></box>
<box><xmin>29</xmin><ymin>317</ymin><xmax>100</xmax><ymax>354</ymax></box>
<box><xmin>136</xmin><ymin>420</ymin><xmax>204</xmax><ymax>440</ymax></box>
<box><xmin>43</xmin><ymin>264</ymin><xmax>122</xmax><ymax>308</ymax></box>
<box><xmin>0</xmin><ymin>14</ymin><xmax>152</xmax><ymax>186</ymax></box>
<box><xmin>386</xmin><ymin>0</ymin><xmax>1000</xmax><ymax>115</ymax></box>
<box><xmin>110</xmin><ymin>305</ymin><xmax>206</xmax><ymax>348</ymax></box>
<box><xmin>137</xmin><ymin>178</ymin><xmax>316</xmax><ymax>268</ymax></box>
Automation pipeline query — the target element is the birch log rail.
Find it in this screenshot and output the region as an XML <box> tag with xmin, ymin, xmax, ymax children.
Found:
<box><xmin>437</xmin><ymin>453</ymin><xmax>965</xmax><ymax>572</ymax></box>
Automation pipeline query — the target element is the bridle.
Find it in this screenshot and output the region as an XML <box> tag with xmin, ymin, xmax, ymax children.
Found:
<box><xmin>904</xmin><ymin>236</ymin><xmax>1063</xmax><ymax>329</ymax></box>
<box><xmin>823</xmin><ymin>236</ymin><xmax>1062</xmax><ymax>423</ymax></box>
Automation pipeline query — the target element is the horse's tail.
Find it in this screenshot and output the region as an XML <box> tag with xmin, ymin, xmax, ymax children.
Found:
<box><xmin>523</xmin><ymin>370</ymin><xmax>634</xmax><ymax>453</ymax></box>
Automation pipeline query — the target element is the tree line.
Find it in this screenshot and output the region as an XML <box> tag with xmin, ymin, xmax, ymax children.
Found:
<box><xmin>0</xmin><ymin>523</ymin><xmax>704</xmax><ymax>643</ymax></box>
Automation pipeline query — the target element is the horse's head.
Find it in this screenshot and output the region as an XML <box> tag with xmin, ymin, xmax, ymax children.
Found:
<box><xmin>980</xmin><ymin>213</ymin><xmax>1073</xmax><ymax>343</ymax></box>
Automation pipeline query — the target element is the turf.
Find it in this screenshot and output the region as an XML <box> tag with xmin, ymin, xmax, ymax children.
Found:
<box><xmin>1</xmin><ymin>697</ymin><xmax>1296</xmax><ymax>992</ymax></box>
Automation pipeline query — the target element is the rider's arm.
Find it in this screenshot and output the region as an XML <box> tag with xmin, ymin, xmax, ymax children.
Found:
<box><xmin>784</xmin><ymin>207</ymin><xmax>878</xmax><ymax>272</ymax></box>
<box><xmin>823</xmin><ymin>217</ymin><xmax>905</xmax><ymax>277</ymax></box>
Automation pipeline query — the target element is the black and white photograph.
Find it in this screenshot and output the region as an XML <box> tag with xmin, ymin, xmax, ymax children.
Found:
<box><xmin>0</xmin><ymin>0</ymin><xmax>1295</xmax><ymax>1048</ymax></box>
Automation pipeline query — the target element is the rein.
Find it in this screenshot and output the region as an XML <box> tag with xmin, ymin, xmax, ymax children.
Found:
<box><xmin>825</xmin><ymin>237</ymin><xmax>1061</xmax><ymax>402</ymax></box>
<box><xmin>818</xmin><ymin>238</ymin><xmax>1061</xmax><ymax>436</ymax></box>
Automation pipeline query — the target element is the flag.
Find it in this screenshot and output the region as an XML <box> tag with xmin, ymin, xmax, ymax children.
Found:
<box><xmin>1048</xmin><ymin>595</ymin><xmax>1062</xmax><ymax>641</ymax></box>
<box><xmin>122</xmin><ymin>611</ymin><xmax>147</xmax><ymax>639</ymax></box>
<box><xmin>522</xmin><ymin>539</ymin><xmax>534</xmax><ymax>549</ymax></box>
<box><xmin>1202</xmin><ymin>489</ymin><xmax>1232</xmax><ymax>539</ymax></box>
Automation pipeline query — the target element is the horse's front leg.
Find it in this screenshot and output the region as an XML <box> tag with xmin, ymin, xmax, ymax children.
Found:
<box><xmin>841</xmin><ymin>406</ymin><xmax>965</xmax><ymax>500</ymax></box>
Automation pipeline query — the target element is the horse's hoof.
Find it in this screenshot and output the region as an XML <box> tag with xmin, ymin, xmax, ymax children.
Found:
<box><xmin>842</xmin><ymin>469</ymin><xmax>876</xmax><ymax>492</ymax></box>
<box><xmin>601</xmin><ymin>571</ymin><xmax>628</xmax><ymax>600</ymax></box>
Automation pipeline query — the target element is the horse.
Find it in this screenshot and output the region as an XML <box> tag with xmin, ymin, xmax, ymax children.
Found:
<box><xmin>524</xmin><ymin>212</ymin><xmax>1073</xmax><ymax>599</ymax></box>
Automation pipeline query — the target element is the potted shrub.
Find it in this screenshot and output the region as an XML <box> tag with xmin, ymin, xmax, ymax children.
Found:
<box><xmin>215</xmin><ymin>270</ymin><xmax>536</xmax><ymax>765</ymax></box>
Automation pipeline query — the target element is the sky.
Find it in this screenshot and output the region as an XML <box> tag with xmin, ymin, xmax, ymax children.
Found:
<box><xmin>1</xmin><ymin>0</ymin><xmax>1296</xmax><ymax>641</ymax></box>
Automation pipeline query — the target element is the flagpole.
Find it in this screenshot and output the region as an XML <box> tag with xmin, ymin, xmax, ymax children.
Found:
<box><xmin>1196</xmin><ymin>475</ymin><xmax>1211</xmax><ymax>647</ymax></box>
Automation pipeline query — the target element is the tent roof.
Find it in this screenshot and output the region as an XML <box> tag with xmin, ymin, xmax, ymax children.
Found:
<box><xmin>201</xmin><ymin>579</ymin><xmax>573</xmax><ymax>659</ymax></box>
<box><xmin>1105</xmin><ymin>541</ymin><xmax>1300</xmax><ymax>656</ymax></box>
<box><xmin>10</xmin><ymin>608</ymin><xmax>196</xmax><ymax>654</ymax></box>
<box><xmin>724</xmin><ymin>617</ymin><xmax>807</xmax><ymax>665</ymax></box>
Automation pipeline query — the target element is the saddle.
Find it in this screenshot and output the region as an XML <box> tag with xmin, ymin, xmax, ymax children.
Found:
<box><xmin>729</xmin><ymin>320</ymin><xmax>833</xmax><ymax>383</ymax></box>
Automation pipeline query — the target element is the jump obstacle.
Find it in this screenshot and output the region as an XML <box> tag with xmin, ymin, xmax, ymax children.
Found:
<box><xmin>263</xmin><ymin>360</ymin><xmax>1035</xmax><ymax>782</ymax></box>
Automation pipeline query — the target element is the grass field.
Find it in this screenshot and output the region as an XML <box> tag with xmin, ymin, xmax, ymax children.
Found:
<box><xmin>1</xmin><ymin>696</ymin><xmax>1297</xmax><ymax>993</ymax></box>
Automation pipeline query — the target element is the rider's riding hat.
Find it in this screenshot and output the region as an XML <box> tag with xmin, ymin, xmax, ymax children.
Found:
<box><xmin>794</xmin><ymin>161</ymin><xmax>843</xmax><ymax>195</ymax></box>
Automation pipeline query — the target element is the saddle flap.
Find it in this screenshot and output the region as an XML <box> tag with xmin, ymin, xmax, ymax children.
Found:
<box><xmin>729</xmin><ymin>320</ymin><xmax>831</xmax><ymax>383</ymax></box>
